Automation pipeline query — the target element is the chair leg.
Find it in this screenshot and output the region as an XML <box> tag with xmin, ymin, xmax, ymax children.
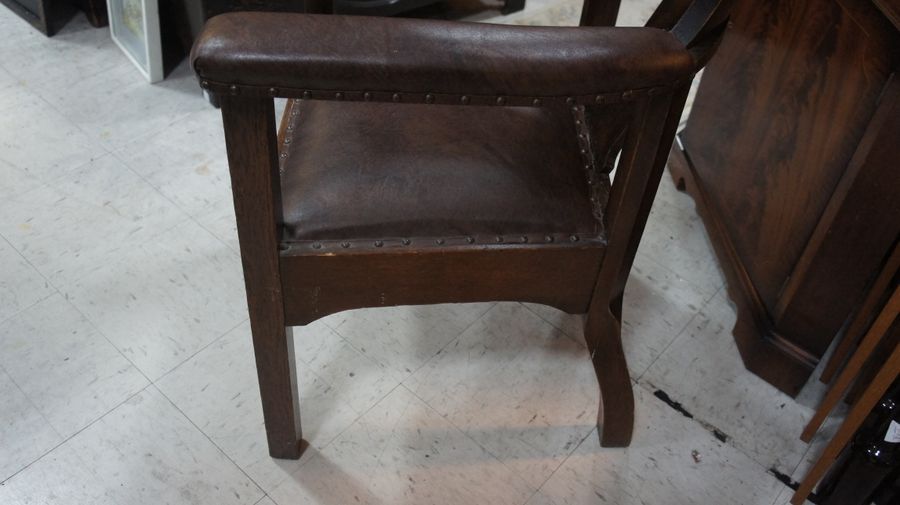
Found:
<box><xmin>584</xmin><ymin>295</ymin><xmax>634</xmax><ymax>447</ymax></box>
<box><xmin>500</xmin><ymin>0</ymin><xmax>526</xmax><ymax>15</ymax></box>
<box><xmin>250</xmin><ymin>323</ymin><xmax>304</xmax><ymax>459</ymax></box>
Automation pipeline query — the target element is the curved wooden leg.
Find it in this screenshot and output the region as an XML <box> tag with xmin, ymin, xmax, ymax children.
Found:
<box><xmin>584</xmin><ymin>296</ymin><xmax>634</xmax><ymax>447</ymax></box>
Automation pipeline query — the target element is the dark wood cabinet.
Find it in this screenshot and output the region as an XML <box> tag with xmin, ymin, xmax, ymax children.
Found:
<box><xmin>202</xmin><ymin>0</ymin><xmax>308</xmax><ymax>17</ymax></box>
<box><xmin>1</xmin><ymin>0</ymin><xmax>72</xmax><ymax>34</ymax></box>
<box><xmin>669</xmin><ymin>0</ymin><xmax>900</xmax><ymax>395</ymax></box>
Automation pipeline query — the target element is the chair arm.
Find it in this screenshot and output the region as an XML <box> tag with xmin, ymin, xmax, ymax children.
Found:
<box><xmin>191</xmin><ymin>13</ymin><xmax>695</xmax><ymax>103</ymax></box>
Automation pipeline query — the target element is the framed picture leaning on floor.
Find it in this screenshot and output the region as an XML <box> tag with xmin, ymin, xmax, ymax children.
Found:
<box><xmin>107</xmin><ymin>0</ymin><xmax>162</xmax><ymax>82</ymax></box>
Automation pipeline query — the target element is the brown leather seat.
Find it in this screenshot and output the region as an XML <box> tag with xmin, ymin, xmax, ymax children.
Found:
<box><xmin>279</xmin><ymin>99</ymin><xmax>602</xmax><ymax>244</ymax></box>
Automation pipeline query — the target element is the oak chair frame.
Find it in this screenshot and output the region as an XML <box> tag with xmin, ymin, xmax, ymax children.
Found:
<box><xmin>200</xmin><ymin>0</ymin><xmax>733</xmax><ymax>459</ymax></box>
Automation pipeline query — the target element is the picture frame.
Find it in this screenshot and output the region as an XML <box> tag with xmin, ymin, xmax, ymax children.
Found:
<box><xmin>107</xmin><ymin>0</ymin><xmax>163</xmax><ymax>83</ymax></box>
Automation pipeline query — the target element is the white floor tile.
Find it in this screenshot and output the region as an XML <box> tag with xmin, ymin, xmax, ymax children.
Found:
<box><xmin>113</xmin><ymin>105</ymin><xmax>245</xmax><ymax>252</ymax></box>
<box><xmin>0</xmin><ymin>294</ymin><xmax>148</xmax><ymax>437</ymax></box>
<box><xmin>64</xmin><ymin>386</ymin><xmax>263</xmax><ymax>505</ymax></box>
<box><xmin>0</xmin><ymin>14</ymin><xmax>123</xmax><ymax>98</ymax></box>
<box><xmin>0</xmin><ymin>66</ymin><xmax>13</xmax><ymax>88</ymax></box>
<box><xmin>638</xmin><ymin>195</ymin><xmax>725</xmax><ymax>300</ymax></box>
<box><xmin>197</xmin><ymin>200</ymin><xmax>241</xmax><ymax>252</ymax></box>
<box><xmin>525</xmin><ymin>252</ymin><xmax>708</xmax><ymax>378</ymax></box>
<box><xmin>0</xmin><ymin>158</ymin><xmax>43</xmax><ymax>204</ymax></box>
<box><xmin>38</xmin><ymin>59</ymin><xmax>208</xmax><ymax>151</ymax></box>
<box><xmin>0</xmin><ymin>237</ymin><xmax>54</xmax><ymax>324</ymax></box>
<box><xmin>614</xmin><ymin>0</ymin><xmax>659</xmax><ymax>26</ymax></box>
<box><xmin>268</xmin><ymin>386</ymin><xmax>534</xmax><ymax>505</ymax></box>
<box><xmin>293</xmin><ymin>320</ymin><xmax>401</xmax><ymax>416</ymax></box>
<box><xmin>157</xmin><ymin>321</ymin><xmax>363</xmax><ymax>492</ymax></box>
<box><xmin>406</xmin><ymin>303</ymin><xmax>597</xmax><ymax>488</ymax></box>
<box><xmin>774</xmin><ymin>414</ymin><xmax>841</xmax><ymax>505</ymax></box>
<box><xmin>65</xmin><ymin>219</ymin><xmax>247</xmax><ymax>380</ymax></box>
<box><xmin>0</xmin><ymin>443</ymin><xmax>119</xmax><ymax>505</ymax></box>
<box><xmin>0</xmin><ymin>153</ymin><xmax>187</xmax><ymax>289</ymax></box>
<box><xmin>116</xmin><ymin>107</ymin><xmax>231</xmax><ymax>220</ymax></box>
<box><xmin>326</xmin><ymin>303</ymin><xmax>494</xmax><ymax>381</ymax></box>
<box><xmin>772</xmin><ymin>486</ymin><xmax>814</xmax><ymax>505</ymax></box>
<box><xmin>642</xmin><ymin>291</ymin><xmax>815</xmax><ymax>472</ymax></box>
<box><xmin>0</xmin><ymin>369</ymin><xmax>62</xmax><ymax>482</ymax></box>
<box><xmin>532</xmin><ymin>387</ymin><xmax>783</xmax><ymax>505</ymax></box>
<box><xmin>655</xmin><ymin>171</ymin><xmax>700</xmax><ymax>212</ymax></box>
<box><xmin>0</xmin><ymin>83</ymin><xmax>106</xmax><ymax>185</ymax></box>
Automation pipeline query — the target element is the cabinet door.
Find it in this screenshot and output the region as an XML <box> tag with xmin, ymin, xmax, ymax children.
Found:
<box><xmin>674</xmin><ymin>0</ymin><xmax>899</xmax><ymax>394</ymax></box>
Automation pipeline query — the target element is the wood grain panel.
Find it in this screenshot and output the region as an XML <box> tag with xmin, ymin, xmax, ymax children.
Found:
<box><xmin>682</xmin><ymin>0</ymin><xmax>893</xmax><ymax>316</ymax></box>
<box><xmin>673</xmin><ymin>0</ymin><xmax>898</xmax><ymax>393</ymax></box>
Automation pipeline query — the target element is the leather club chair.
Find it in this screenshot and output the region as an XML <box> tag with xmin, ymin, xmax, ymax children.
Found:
<box><xmin>190</xmin><ymin>0</ymin><xmax>734</xmax><ymax>459</ymax></box>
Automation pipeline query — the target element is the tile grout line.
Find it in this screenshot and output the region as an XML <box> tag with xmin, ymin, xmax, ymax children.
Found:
<box><xmin>253</xmin><ymin>494</ymin><xmax>274</xmax><ymax>505</ymax></box>
<box><xmin>17</xmin><ymin>65</ymin><xmax>118</xmax><ymax>156</ymax></box>
<box><xmin>0</xmin><ymin>234</ymin><xmax>162</xmax><ymax>487</ymax></box>
<box><xmin>0</xmin><ymin>382</ymin><xmax>153</xmax><ymax>486</ymax></box>
<box><xmin>0</xmin><ymin>284</ymin><xmax>57</xmax><ymax>329</ymax></box>
<box><xmin>101</xmin><ymin>149</ymin><xmax>199</xmax><ymax>241</ymax></box>
<box><xmin>400</xmin><ymin>383</ymin><xmax>542</xmax><ymax>497</ymax></box>
<box><xmin>263</xmin><ymin>380</ymin><xmax>408</xmax><ymax>495</ymax></box>
<box><xmin>151</xmin><ymin>317</ymin><xmax>249</xmax><ymax>385</ymax></box>
<box><xmin>634</xmin><ymin>285</ymin><xmax>722</xmax><ymax>382</ymax></box>
<box><xmin>632</xmin><ymin>282</ymin><xmax>815</xmax><ymax>487</ymax></box>
<box><xmin>106</xmin><ymin>114</ymin><xmax>241</xmax><ymax>256</ymax></box>
<box><xmin>0</xmin><ymin>232</ymin><xmax>62</xmax><ymax>326</ymax></box>
<box><xmin>517</xmin><ymin>425</ymin><xmax>600</xmax><ymax>505</ymax></box>
<box><xmin>0</xmin><ymin>234</ymin><xmax>70</xmax><ymax>450</ymax></box>
<box><xmin>325</xmin><ymin>302</ymin><xmax>497</xmax><ymax>384</ymax></box>
<box><xmin>29</xmin><ymin>61</ymin><xmax>204</xmax><ymax>159</ymax></box>
<box><xmin>152</xmin><ymin>384</ymin><xmax>268</xmax><ymax>502</ymax></box>
<box><xmin>253</xmin><ymin>381</ymin><xmax>412</xmax><ymax>496</ymax></box>
<box><xmin>638</xmin><ymin>245</ymin><xmax>723</xmax><ymax>303</ymax></box>
<box><xmin>149</xmin><ymin>321</ymin><xmax>350</xmax><ymax>496</ymax></box>
<box><xmin>634</xmin><ymin>377</ymin><xmax>797</xmax><ymax>499</ymax></box>
<box><xmin>399</xmin><ymin>304</ymin><xmax>599</xmax><ymax>491</ymax></box>
<box><xmin>0</xmin><ymin>365</ymin><xmax>66</xmax><ymax>476</ymax></box>
<box><xmin>520</xmin><ymin>302</ymin><xmax>587</xmax><ymax>348</ymax></box>
<box><xmin>400</xmin><ymin>301</ymin><xmax>501</xmax><ymax>378</ymax></box>
<box><xmin>62</xmin><ymin>293</ymin><xmax>155</xmax><ymax>386</ymax></box>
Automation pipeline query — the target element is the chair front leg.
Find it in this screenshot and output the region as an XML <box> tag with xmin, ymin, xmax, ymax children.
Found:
<box><xmin>584</xmin><ymin>294</ymin><xmax>634</xmax><ymax>447</ymax></box>
<box><xmin>250</xmin><ymin>321</ymin><xmax>304</xmax><ymax>459</ymax></box>
<box><xmin>220</xmin><ymin>95</ymin><xmax>304</xmax><ymax>459</ymax></box>
<box><xmin>583</xmin><ymin>89</ymin><xmax>686</xmax><ymax>447</ymax></box>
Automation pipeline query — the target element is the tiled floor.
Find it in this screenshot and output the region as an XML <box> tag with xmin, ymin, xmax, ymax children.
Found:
<box><xmin>0</xmin><ymin>2</ymin><xmax>837</xmax><ymax>504</ymax></box>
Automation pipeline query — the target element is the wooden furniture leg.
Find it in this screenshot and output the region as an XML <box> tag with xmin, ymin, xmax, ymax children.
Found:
<box><xmin>585</xmin><ymin>299</ymin><xmax>634</xmax><ymax>447</ymax></box>
<box><xmin>791</xmin><ymin>334</ymin><xmax>900</xmax><ymax>504</ymax></box>
<box><xmin>500</xmin><ymin>0</ymin><xmax>526</xmax><ymax>15</ymax></box>
<box><xmin>819</xmin><ymin>244</ymin><xmax>900</xmax><ymax>384</ymax></box>
<box><xmin>220</xmin><ymin>95</ymin><xmax>304</xmax><ymax>459</ymax></box>
<box><xmin>580</xmin><ymin>0</ymin><xmax>621</xmax><ymax>26</ymax></box>
<box><xmin>801</xmin><ymin>286</ymin><xmax>900</xmax><ymax>442</ymax></box>
<box><xmin>582</xmin><ymin>89</ymin><xmax>680</xmax><ymax>447</ymax></box>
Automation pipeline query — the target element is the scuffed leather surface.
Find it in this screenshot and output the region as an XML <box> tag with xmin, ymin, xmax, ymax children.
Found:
<box><xmin>279</xmin><ymin>100</ymin><xmax>601</xmax><ymax>241</ymax></box>
<box><xmin>191</xmin><ymin>12</ymin><xmax>694</xmax><ymax>96</ymax></box>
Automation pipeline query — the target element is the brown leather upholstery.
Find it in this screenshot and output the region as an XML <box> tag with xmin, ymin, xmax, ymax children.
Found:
<box><xmin>191</xmin><ymin>13</ymin><xmax>696</xmax><ymax>98</ymax></box>
<box><xmin>279</xmin><ymin>99</ymin><xmax>604</xmax><ymax>244</ymax></box>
